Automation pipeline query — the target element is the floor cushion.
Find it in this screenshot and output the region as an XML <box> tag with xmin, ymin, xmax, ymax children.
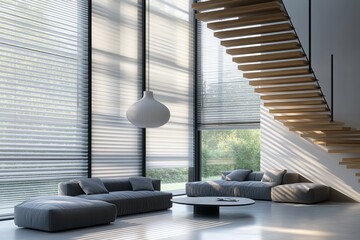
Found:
<box><xmin>14</xmin><ymin>196</ymin><xmax>117</xmax><ymax>232</ymax></box>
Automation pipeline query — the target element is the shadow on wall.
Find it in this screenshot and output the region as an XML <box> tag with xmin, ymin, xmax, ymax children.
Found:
<box><xmin>260</xmin><ymin>107</ymin><xmax>360</xmax><ymax>202</ymax></box>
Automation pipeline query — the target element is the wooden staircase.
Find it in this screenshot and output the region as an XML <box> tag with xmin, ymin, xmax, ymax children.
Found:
<box><xmin>193</xmin><ymin>0</ymin><xmax>360</xmax><ymax>181</ymax></box>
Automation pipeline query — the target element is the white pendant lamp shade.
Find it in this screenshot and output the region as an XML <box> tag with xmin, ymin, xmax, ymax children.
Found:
<box><xmin>126</xmin><ymin>91</ymin><xmax>170</xmax><ymax>128</ymax></box>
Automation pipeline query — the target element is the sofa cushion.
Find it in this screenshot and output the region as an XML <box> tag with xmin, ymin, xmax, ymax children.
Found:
<box><xmin>261</xmin><ymin>169</ymin><xmax>287</xmax><ymax>185</ymax></box>
<box><xmin>129</xmin><ymin>177</ymin><xmax>154</xmax><ymax>191</ymax></box>
<box><xmin>271</xmin><ymin>183</ymin><xmax>330</xmax><ymax>204</ymax></box>
<box><xmin>225</xmin><ymin>169</ymin><xmax>252</xmax><ymax>181</ymax></box>
<box><xmin>221</xmin><ymin>171</ymin><xmax>232</xmax><ymax>180</ymax></box>
<box><xmin>78</xmin><ymin>191</ymin><xmax>172</xmax><ymax>216</ymax></box>
<box><xmin>186</xmin><ymin>180</ymin><xmax>238</xmax><ymax>197</ymax></box>
<box><xmin>14</xmin><ymin>196</ymin><xmax>116</xmax><ymax>232</ymax></box>
<box><xmin>233</xmin><ymin>181</ymin><xmax>277</xmax><ymax>200</ymax></box>
<box><xmin>78</xmin><ymin>178</ymin><xmax>109</xmax><ymax>195</ymax></box>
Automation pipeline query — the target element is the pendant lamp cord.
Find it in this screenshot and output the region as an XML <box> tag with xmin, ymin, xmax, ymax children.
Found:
<box><xmin>147</xmin><ymin>0</ymin><xmax>150</xmax><ymax>91</ymax></box>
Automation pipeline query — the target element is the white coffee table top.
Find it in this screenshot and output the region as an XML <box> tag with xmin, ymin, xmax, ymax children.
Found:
<box><xmin>172</xmin><ymin>196</ymin><xmax>255</xmax><ymax>207</ymax></box>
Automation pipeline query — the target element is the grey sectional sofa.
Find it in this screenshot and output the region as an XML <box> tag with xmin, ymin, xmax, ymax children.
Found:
<box><xmin>15</xmin><ymin>177</ymin><xmax>172</xmax><ymax>232</ymax></box>
<box><xmin>186</xmin><ymin>170</ymin><xmax>329</xmax><ymax>203</ymax></box>
<box><xmin>58</xmin><ymin>177</ymin><xmax>173</xmax><ymax>216</ymax></box>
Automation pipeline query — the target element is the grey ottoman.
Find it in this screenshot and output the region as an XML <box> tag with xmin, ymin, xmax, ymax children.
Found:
<box><xmin>271</xmin><ymin>183</ymin><xmax>330</xmax><ymax>204</ymax></box>
<box><xmin>14</xmin><ymin>196</ymin><xmax>117</xmax><ymax>232</ymax></box>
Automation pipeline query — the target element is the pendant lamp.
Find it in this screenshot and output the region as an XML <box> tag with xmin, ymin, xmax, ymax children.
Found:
<box><xmin>126</xmin><ymin>0</ymin><xmax>170</xmax><ymax>128</ymax></box>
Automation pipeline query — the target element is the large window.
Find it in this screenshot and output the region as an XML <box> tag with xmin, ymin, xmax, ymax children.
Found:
<box><xmin>0</xmin><ymin>0</ymin><xmax>89</xmax><ymax>219</ymax></box>
<box><xmin>146</xmin><ymin>0</ymin><xmax>195</xmax><ymax>191</ymax></box>
<box><xmin>201</xmin><ymin>129</ymin><xmax>260</xmax><ymax>181</ymax></box>
<box><xmin>91</xmin><ymin>0</ymin><xmax>143</xmax><ymax>177</ymax></box>
<box><xmin>197</xmin><ymin>10</ymin><xmax>260</xmax><ymax>180</ymax></box>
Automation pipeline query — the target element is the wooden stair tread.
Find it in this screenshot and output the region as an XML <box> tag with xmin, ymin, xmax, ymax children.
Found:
<box><xmin>196</xmin><ymin>1</ymin><xmax>283</xmax><ymax>22</ymax></box>
<box><xmin>261</xmin><ymin>92</ymin><xmax>322</xmax><ymax>100</ymax></box>
<box><xmin>321</xmin><ymin>130</ymin><xmax>360</xmax><ymax>135</ymax></box>
<box><xmin>274</xmin><ymin>114</ymin><xmax>331</xmax><ymax>120</ymax></box>
<box><xmin>233</xmin><ymin>51</ymin><xmax>305</xmax><ymax>63</ymax></box>
<box><xmin>284</xmin><ymin>121</ymin><xmax>343</xmax><ymax>127</ymax></box>
<box><xmin>208</xmin><ymin>12</ymin><xmax>289</xmax><ymax>30</ymax></box>
<box><xmin>270</xmin><ymin>107</ymin><xmax>328</xmax><ymax>114</ymax></box>
<box><xmin>228</xmin><ymin>42</ymin><xmax>300</xmax><ymax>55</ymax></box>
<box><xmin>301</xmin><ymin>134</ymin><xmax>360</xmax><ymax>139</ymax></box>
<box><xmin>318</xmin><ymin>143</ymin><xmax>360</xmax><ymax>147</ymax></box>
<box><xmin>346</xmin><ymin>165</ymin><xmax>360</xmax><ymax>169</ymax></box>
<box><xmin>342</xmin><ymin>158</ymin><xmax>360</xmax><ymax>162</ymax></box>
<box><xmin>315</xmin><ymin>140</ymin><xmax>360</xmax><ymax>144</ymax></box>
<box><xmin>264</xmin><ymin>100</ymin><xmax>324</xmax><ymax>107</ymax></box>
<box><xmin>328</xmin><ymin>149</ymin><xmax>360</xmax><ymax>153</ymax></box>
<box><xmin>214</xmin><ymin>23</ymin><xmax>293</xmax><ymax>39</ymax></box>
<box><xmin>245</xmin><ymin>68</ymin><xmax>310</xmax><ymax>79</ymax></box>
<box><xmin>290</xmin><ymin>126</ymin><xmax>351</xmax><ymax>131</ymax></box>
<box><xmin>249</xmin><ymin>77</ymin><xmax>315</xmax><ymax>86</ymax></box>
<box><xmin>193</xmin><ymin>0</ymin><xmax>277</xmax><ymax>12</ymax></box>
<box><xmin>239</xmin><ymin>60</ymin><xmax>307</xmax><ymax>71</ymax></box>
<box><xmin>222</xmin><ymin>33</ymin><xmax>296</xmax><ymax>47</ymax></box>
<box><xmin>255</xmin><ymin>84</ymin><xmax>318</xmax><ymax>93</ymax></box>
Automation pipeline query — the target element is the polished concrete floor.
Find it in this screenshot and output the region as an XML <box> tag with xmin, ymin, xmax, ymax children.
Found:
<box><xmin>1</xmin><ymin>199</ymin><xmax>359</xmax><ymax>240</ymax></box>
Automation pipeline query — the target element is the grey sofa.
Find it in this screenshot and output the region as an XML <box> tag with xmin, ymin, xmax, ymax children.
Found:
<box><xmin>186</xmin><ymin>171</ymin><xmax>329</xmax><ymax>203</ymax></box>
<box><xmin>58</xmin><ymin>177</ymin><xmax>173</xmax><ymax>216</ymax></box>
<box><xmin>15</xmin><ymin>178</ymin><xmax>172</xmax><ymax>232</ymax></box>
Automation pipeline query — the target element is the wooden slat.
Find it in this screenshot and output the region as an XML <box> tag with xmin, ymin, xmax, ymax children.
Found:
<box><xmin>301</xmin><ymin>133</ymin><xmax>360</xmax><ymax>139</ymax></box>
<box><xmin>346</xmin><ymin>164</ymin><xmax>360</xmax><ymax>169</ymax></box>
<box><xmin>249</xmin><ymin>77</ymin><xmax>315</xmax><ymax>86</ymax></box>
<box><xmin>261</xmin><ymin>92</ymin><xmax>322</xmax><ymax>100</ymax></box>
<box><xmin>208</xmin><ymin>12</ymin><xmax>288</xmax><ymax>30</ymax></box>
<box><xmin>245</xmin><ymin>68</ymin><xmax>310</xmax><ymax>79</ymax></box>
<box><xmin>274</xmin><ymin>114</ymin><xmax>331</xmax><ymax>120</ymax></box>
<box><xmin>328</xmin><ymin>149</ymin><xmax>360</xmax><ymax>153</ymax></box>
<box><xmin>321</xmin><ymin>130</ymin><xmax>360</xmax><ymax>135</ymax></box>
<box><xmin>192</xmin><ymin>0</ymin><xmax>276</xmax><ymax>12</ymax></box>
<box><xmin>214</xmin><ymin>23</ymin><xmax>293</xmax><ymax>39</ymax></box>
<box><xmin>264</xmin><ymin>100</ymin><xmax>324</xmax><ymax>107</ymax></box>
<box><xmin>222</xmin><ymin>33</ymin><xmax>296</xmax><ymax>47</ymax></box>
<box><xmin>356</xmin><ymin>173</ymin><xmax>360</xmax><ymax>177</ymax></box>
<box><xmin>239</xmin><ymin>60</ymin><xmax>307</xmax><ymax>71</ymax></box>
<box><xmin>342</xmin><ymin>158</ymin><xmax>360</xmax><ymax>162</ymax></box>
<box><xmin>270</xmin><ymin>107</ymin><xmax>328</xmax><ymax>114</ymax></box>
<box><xmin>283</xmin><ymin>121</ymin><xmax>342</xmax><ymax>127</ymax></box>
<box><xmin>315</xmin><ymin>140</ymin><xmax>360</xmax><ymax>145</ymax></box>
<box><xmin>319</xmin><ymin>143</ymin><xmax>360</xmax><ymax>147</ymax></box>
<box><xmin>255</xmin><ymin>84</ymin><xmax>318</xmax><ymax>93</ymax></box>
<box><xmin>228</xmin><ymin>42</ymin><xmax>300</xmax><ymax>55</ymax></box>
<box><xmin>233</xmin><ymin>51</ymin><xmax>304</xmax><ymax>63</ymax></box>
<box><xmin>290</xmin><ymin>126</ymin><xmax>351</xmax><ymax>131</ymax></box>
<box><xmin>196</xmin><ymin>1</ymin><xmax>282</xmax><ymax>22</ymax></box>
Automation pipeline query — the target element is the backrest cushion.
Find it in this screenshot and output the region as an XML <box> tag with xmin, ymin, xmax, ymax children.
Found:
<box><xmin>129</xmin><ymin>177</ymin><xmax>154</xmax><ymax>191</ymax></box>
<box><xmin>225</xmin><ymin>169</ymin><xmax>252</xmax><ymax>181</ymax></box>
<box><xmin>282</xmin><ymin>172</ymin><xmax>300</xmax><ymax>184</ymax></box>
<box><xmin>221</xmin><ymin>171</ymin><xmax>233</xmax><ymax>180</ymax></box>
<box><xmin>58</xmin><ymin>180</ymin><xmax>85</xmax><ymax>196</ymax></box>
<box><xmin>261</xmin><ymin>169</ymin><xmax>287</xmax><ymax>185</ymax></box>
<box><xmin>78</xmin><ymin>177</ymin><xmax>109</xmax><ymax>195</ymax></box>
<box><xmin>245</xmin><ymin>171</ymin><xmax>264</xmax><ymax>181</ymax></box>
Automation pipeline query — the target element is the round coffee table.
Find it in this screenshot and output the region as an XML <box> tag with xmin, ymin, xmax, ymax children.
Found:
<box><xmin>172</xmin><ymin>196</ymin><xmax>255</xmax><ymax>216</ymax></box>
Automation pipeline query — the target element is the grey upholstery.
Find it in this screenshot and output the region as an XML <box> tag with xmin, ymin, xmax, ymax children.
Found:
<box><xmin>58</xmin><ymin>177</ymin><xmax>171</xmax><ymax>217</ymax></box>
<box><xmin>129</xmin><ymin>177</ymin><xmax>155</xmax><ymax>191</ymax></box>
<box><xmin>225</xmin><ymin>169</ymin><xmax>252</xmax><ymax>181</ymax></box>
<box><xmin>14</xmin><ymin>196</ymin><xmax>116</xmax><ymax>232</ymax></box>
<box><xmin>78</xmin><ymin>177</ymin><xmax>109</xmax><ymax>195</ymax></box>
<box><xmin>186</xmin><ymin>172</ymin><xmax>310</xmax><ymax>201</ymax></box>
<box><xmin>78</xmin><ymin>191</ymin><xmax>172</xmax><ymax>216</ymax></box>
<box><xmin>186</xmin><ymin>180</ymin><xmax>276</xmax><ymax>200</ymax></box>
<box><xmin>271</xmin><ymin>183</ymin><xmax>330</xmax><ymax>203</ymax></box>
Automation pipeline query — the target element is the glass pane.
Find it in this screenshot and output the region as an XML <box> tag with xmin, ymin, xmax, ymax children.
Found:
<box><xmin>201</xmin><ymin>129</ymin><xmax>260</xmax><ymax>181</ymax></box>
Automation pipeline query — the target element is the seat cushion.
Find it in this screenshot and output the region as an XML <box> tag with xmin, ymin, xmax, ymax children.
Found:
<box><xmin>78</xmin><ymin>191</ymin><xmax>172</xmax><ymax>216</ymax></box>
<box><xmin>14</xmin><ymin>196</ymin><xmax>117</xmax><ymax>232</ymax></box>
<box><xmin>233</xmin><ymin>181</ymin><xmax>277</xmax><ymax>200</ymax></box>
<box><xmin>271</xmin><ymin>183</ymin><xmax>330</xmax><ymax>203</ymax></box>
<box><xmin>186</xmin><ymin>180</ymin><xmax>238</xmax><ymax>197</ymax></box>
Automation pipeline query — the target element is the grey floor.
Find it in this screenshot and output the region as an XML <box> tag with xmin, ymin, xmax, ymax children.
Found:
<box><xmin>1</xmin><ymin>199</ymin><xmax>359</xmax><ymax>240</ymax></box>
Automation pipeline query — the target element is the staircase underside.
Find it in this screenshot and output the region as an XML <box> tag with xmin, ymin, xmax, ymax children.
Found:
<box><xmin>193</xmin><ymin>0</ymin><xmax>360</xmax><ymax>181</ymax></box>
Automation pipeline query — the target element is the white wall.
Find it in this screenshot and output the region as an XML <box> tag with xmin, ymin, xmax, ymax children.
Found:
<box><xmin>261</xmin><ymin>0</ymin><xmax>360</xmax><ymax>201</ymax></box>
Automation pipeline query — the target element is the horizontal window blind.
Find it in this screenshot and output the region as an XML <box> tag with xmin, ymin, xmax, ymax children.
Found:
<box><xmin>197</xmin><ymin>21</ymin><xmax>260</xmax><ymax>129</ymax></box>
<box><xmin>146</xmin><ymin>0</ymin><xmax>195</xmax><ymax>189</ymax></box>
<box><xmin>91</xmin><ymin>0</ymin><xmax>143</xmax><ymax>177</ymax></box>
<box><xmin>0</xmin><ymin>0</ymin><xmax>89</xmax><ymax>219</ymax></box>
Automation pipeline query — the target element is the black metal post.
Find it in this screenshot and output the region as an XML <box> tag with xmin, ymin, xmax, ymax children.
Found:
<box><xmin>87</xmin><ymin>0</ymin><xmax>92</xmax><ymax>178</ymax></box>
<box><xmin>193</xmin><ymin>0</ymin><xmax>201</xmax><ymax>182</ymax></box>
<box><xmin>141</xmin><ymin>0</ymin><xmax>147</xmax><ymax>177</ymax></box>
<box><xmin>309</xmin><ymin>0</ymin><xmax>311</xmax><ymax>70</ymax></box>
<box><xmin>331</xmin><ymin>54</ymin><xmax>334</xmax><ymax>122</ymax></box>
